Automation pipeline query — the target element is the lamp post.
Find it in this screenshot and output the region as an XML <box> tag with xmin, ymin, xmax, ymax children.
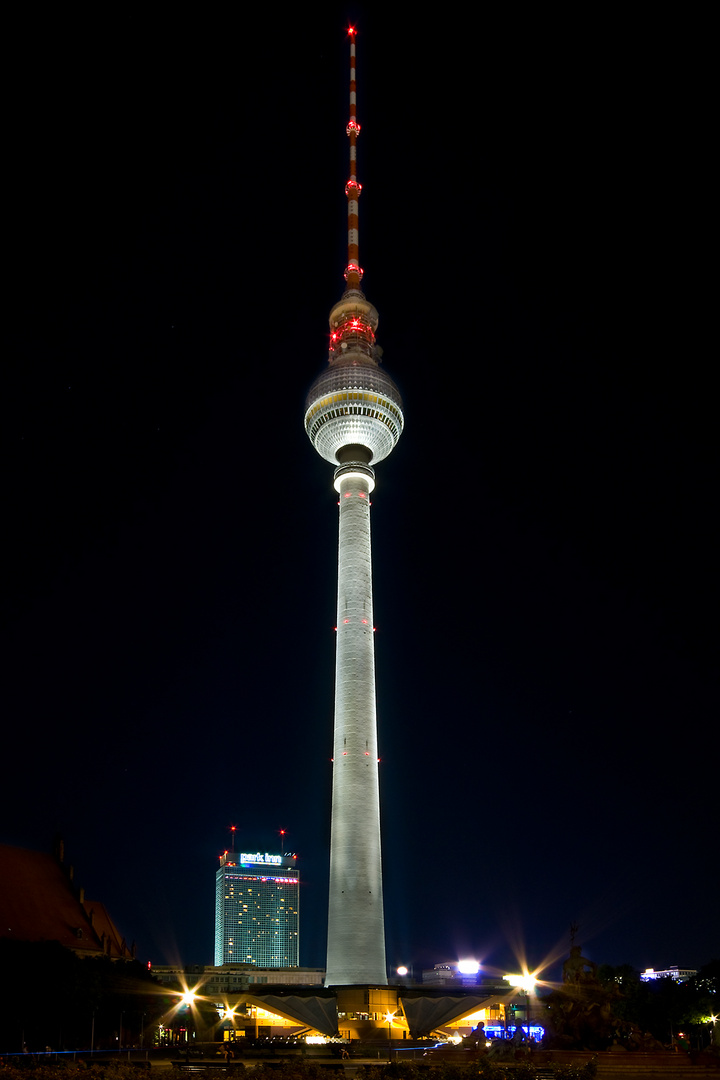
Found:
<box><xmin>384</xmin><ymin>1011</ymin><xmax>396</xmax><ymax>1062</ymax></box>
<box><xmin>504</xmin><ymin>974</ymin><xmax>537</xmax><ymax>1040</ymax></box>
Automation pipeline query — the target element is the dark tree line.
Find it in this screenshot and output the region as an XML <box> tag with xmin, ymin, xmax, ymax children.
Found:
<box><xmin>537</xmin><ymin>959</ymin><xmax>719</xmax><ymax>1051</ymax></box>
<box><xmin>595</xmin><ymin>960</ymin><xmax>719</xmax><ymax>1044</ymax></box>
<box><xmin>0</xmin><ymin>940</ymin><xmax>168</xmax><ymax>1053</ymax></box>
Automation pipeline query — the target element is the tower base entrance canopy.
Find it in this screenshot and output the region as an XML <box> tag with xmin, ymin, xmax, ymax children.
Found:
<box><xmin>241</xmin><ymin>986</ymin><xmax>513</xmax><ymax>1041</ymax></box>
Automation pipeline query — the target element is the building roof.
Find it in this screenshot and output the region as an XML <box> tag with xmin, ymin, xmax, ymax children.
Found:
<box><xmin>0</xmin><ymin>843</ymin><xmax>133</xmax><ymax>959</ymax></box>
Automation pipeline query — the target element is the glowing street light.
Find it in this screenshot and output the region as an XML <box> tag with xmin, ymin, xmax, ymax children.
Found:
<box><xmin>504</xmin><ymin>973</ymin><xmax>537</xmax><ymax>993</ymax></box>
<box><xmin>504</xmin><ymin>974</ymin><xmax>537</xmax><ymax>1037</ymax></box>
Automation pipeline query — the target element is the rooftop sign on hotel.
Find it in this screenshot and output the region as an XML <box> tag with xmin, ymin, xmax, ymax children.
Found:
<box><xmin>240</xmin><ymin>853</ymin><xmax>282</xmax><ymax>865</ymax></box>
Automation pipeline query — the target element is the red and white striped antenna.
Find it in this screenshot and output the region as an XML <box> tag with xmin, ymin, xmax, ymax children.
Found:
<box><xmin>344</xmin><ymin>26</ymin><xmax>363</xmax><ymax>291</ymax></box>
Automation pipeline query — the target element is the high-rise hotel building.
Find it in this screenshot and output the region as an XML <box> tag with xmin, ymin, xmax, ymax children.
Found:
<box><xmin>214</xmin><ymin>850</ymin><xmax>299</xmax><ymax>968</ymax></box>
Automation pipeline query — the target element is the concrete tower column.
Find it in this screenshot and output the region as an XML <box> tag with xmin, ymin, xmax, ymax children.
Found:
<box><xmin>326</xmin><ymin>461</ymin><xmax>386</xmax><ymax>986</ymax></box>
<box><xmin>304</xmin><ymin>27</ymin><xmax>403</xmax><ymax>990</ymax></box>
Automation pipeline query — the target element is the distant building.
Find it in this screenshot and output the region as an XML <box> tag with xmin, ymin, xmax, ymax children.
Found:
<box><xmin>151</xmin><ymin>962</ymin><xmax>324</xmax><ymax>992</ymax></box>
<box><xmin>641</xmin><ymin>966</ymin><xmax>697</xmax><ymax>983</ymax></box>
<box><xmin>422</xmin><ymin>962</ymin><xmax>490</xmax><ymax>987</ymax></box>
<box><xmin>0</xmin><ymin>839</ymin><xmax>134</xmax><ymax>960</ymax></box>
<box><xmin>215</xmin><ymin>850</ymin><xmax>299</xmax><ymax>967</ymax></box>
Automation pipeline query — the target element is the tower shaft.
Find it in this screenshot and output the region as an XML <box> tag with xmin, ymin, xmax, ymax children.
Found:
<box><xmin>326</xmin><ymin>466</ymin><xmax>386</xmax><ymax>985</ymax></box>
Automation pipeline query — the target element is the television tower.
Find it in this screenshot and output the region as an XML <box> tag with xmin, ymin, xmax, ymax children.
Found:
<box><xmin>305</xmin><ymin>27</ymin><xmax>403</xmax><ymax>987</ymax></box>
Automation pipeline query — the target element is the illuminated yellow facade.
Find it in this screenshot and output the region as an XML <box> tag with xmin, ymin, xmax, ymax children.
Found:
<box><xmin>335</xmin><ymin>986</ymin><xmax>407</xmax><ymax>1041</ymax></box>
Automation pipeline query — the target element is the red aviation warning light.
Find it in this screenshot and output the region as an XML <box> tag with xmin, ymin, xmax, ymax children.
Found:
<box><xmin>343</xmin><ymin>262</ymin><xmax>364</xmax><ymax>283</ymax></box>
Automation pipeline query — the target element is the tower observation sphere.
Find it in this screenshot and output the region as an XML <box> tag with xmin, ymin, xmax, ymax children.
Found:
<box><xmin>304</xmin><ymin>28</ymin><xmax>403</xmax><ymax>988</ymax></box>
<box><xmin>304</xmin><ymin>292</ymin><xmax>404</xmax><ymax>469</ymax></box>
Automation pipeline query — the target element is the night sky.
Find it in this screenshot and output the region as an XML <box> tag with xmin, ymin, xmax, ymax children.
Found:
<box><xmin>4</xmin><ymin>9</ymin><xmax>717</xmax><ymax>983</ymax></box>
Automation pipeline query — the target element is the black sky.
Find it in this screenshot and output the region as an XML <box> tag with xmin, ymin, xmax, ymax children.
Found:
<box><xmin>3</xmin><ymin>8</ymin><xmax>717</xmax><ymax>983</ymax></box>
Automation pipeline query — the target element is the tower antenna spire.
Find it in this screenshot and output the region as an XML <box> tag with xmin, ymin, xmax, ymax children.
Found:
<box><xmin>344</xmin><ymin>25</ymin><xmax>363</xmax><ymax>291</ymax></box>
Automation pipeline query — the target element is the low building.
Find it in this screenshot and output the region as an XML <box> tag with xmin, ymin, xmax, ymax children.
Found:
<box><xmin>641</xmin><ymin>966</ymin><xmax>697</xmax><ymax>983</ymax></box>
<box><xmin>151</xmin><ymin>962</ymin><xmax>324</xmax><ymax>992</ymax></box>
<box><xmin>422</xmin><ymin>961</ymin><xmax>507</xmax><ymax>990</ymax></box>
